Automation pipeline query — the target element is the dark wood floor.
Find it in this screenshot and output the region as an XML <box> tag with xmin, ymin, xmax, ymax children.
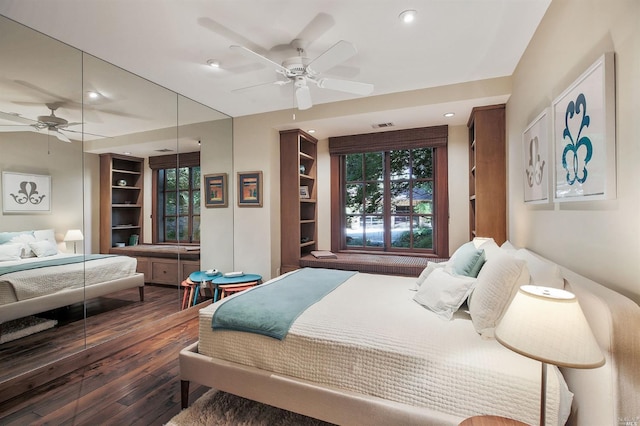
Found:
<box><xmin>0</xmin><ymin>306</ymin><xmax>209</xmax><ymax>425</ymax></box>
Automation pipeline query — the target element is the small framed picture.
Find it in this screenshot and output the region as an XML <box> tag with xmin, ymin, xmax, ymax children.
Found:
<box><xmin>237</xmin><ymin>171</ymin><xmax>262</xmax><ymax>207</ymax></box>
<box><xmin>522</xmin><ymin>108</ymin><xmax>550</xmax><ymax>204</ymax></box>
<box><xmin>300</xmin><ymin>185</ymin><xmax>310</xmax><ymax>199</ymax></box>
<box><xmin>204</xmin><ymin>173</ymin><xmax>228</xmax><ymax>208</ymax></box>
<box><xmin>2</xmin><ymin>171</ymin><xmax>51</xmax><ymax>213</ymax></box>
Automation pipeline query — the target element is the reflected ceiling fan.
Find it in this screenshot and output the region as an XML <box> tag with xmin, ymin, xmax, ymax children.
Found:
<box><xmin>230</xmin><ymin>39</ymin><xmax>373</xmax><ymax>110</ymax></box>
<box><xmin>0</xmin><ymin>102</ymin><xmax>106</xmax><ymax>142</ymax></box>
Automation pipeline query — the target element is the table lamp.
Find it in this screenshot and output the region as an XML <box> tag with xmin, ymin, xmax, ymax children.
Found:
<box><xmin>64</xmin><ymin>229</ymin><xmax>84</xmax><ymax>254</ymax></box>
<box><xmin>495</xmin><ymin>285</ymin><xmax>604</xmax><ymax>426</ymax></box>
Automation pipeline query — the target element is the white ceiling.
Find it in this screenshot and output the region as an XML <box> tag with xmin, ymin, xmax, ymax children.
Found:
<box><xmin>0</xmin><ymin>0</ymin><xmax>551</xmax><ymax>144</ymax></box>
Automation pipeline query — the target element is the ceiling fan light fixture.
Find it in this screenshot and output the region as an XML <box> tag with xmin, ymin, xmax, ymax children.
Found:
<box><xmin>399</xmin><ymin>9</ymin><xmax>417</xmax><ymax>24</ymax></box>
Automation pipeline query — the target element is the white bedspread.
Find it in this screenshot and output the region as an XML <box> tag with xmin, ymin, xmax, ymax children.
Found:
<box><xmin>199</xmin><ymin>271</ymin><xmax>572</xmax><ymax>425</ymax></box>
<box><xmin>0</xmin><ymin>254</ymin><xmax>137</xmax><ymax>305</ymax></box>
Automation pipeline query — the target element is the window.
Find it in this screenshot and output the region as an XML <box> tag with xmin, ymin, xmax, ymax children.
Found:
<box><xmin>149</xmin><ymin>152</ymin><xmax>201</xmax><ymax>244</ymax></box>
<box><xmin>330</xmin><ymin>126</ymin><xmax>448</xmax><ymax>257</ymax></box>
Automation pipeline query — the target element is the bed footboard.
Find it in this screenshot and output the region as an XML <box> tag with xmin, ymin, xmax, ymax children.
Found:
<box><xmin>179</xmin><ymin>341</ymin><xmax>463</xmax><ymax>426</ymax></box>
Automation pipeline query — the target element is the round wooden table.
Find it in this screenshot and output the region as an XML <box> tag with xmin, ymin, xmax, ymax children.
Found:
<box><xmin>459</xmin><ymin>415</ymin><xmax>529</xmax><ymax>426</ymax></box>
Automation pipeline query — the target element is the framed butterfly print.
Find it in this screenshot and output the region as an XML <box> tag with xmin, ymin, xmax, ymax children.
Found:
<box><xmin>552</xmin><ymin>52</ymin><xmax>616</xmax><ymax>202</ymax></box>
<box><xmin>522</xmin><ymin>108</ymin><xmax>550</xmax><ymax>204</ymax></box>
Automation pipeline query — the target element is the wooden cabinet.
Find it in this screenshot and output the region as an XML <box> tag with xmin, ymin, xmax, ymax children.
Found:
<box><xmin>280</xmin><ymin>129</ymin><xmax>318</xmax><ymax>273</ymax></box>
<box><xmin>100</xmin><ymin>153</ymin><xmax>144</xmax><ymax>253</ymax></box>
<box><xmin>468</xmin><ymin>104</ymin><xmax>506</xmax><ymax>245</ymax></box>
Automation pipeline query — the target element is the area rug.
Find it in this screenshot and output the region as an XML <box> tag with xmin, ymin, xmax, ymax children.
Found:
<box><xmin>0</xmin><ymin>315</ymin><xmax>58</xmax><ymax>344</ymax></box>
<box><xmin>166</xmin><ymin>389</ymin><xmax>334</xmax><ymax>426</ymax></box>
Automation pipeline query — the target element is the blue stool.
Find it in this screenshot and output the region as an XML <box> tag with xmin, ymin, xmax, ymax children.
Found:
<box><xmin>188</xmin><ymin>270</ymin><xmax>220</xmax><ymax>306</ymax></box>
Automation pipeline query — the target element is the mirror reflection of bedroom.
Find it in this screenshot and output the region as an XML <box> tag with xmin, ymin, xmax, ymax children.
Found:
<box><xmin>0</xmin><ymin>15</ymin><xmax>233</xmax><ymax>382</ymax></box>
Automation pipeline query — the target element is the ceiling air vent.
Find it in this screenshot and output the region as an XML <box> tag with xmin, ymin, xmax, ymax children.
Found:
<box><xmin>371</xmin><ymin>122</ymin><xmax>394</xmax><ymax>129</ymax></box>
<box><xmin>155</xmin><ymin>148</ymin><xmax>174</xmax><ymax>153</ymax></box>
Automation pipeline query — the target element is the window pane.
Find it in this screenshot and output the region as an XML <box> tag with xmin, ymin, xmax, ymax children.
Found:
<box><xmin>345</xmin><ymin>183</ymin><xmax>363</xmax><ymax>214</ymax></box>
<box><xmin>165</xmin><ymin>191</ymin><xmax>177</xmax><ymax>215</ymax></box>
<box><xmin>345</xmin><ymin>216</ymin><xmax>363</xmax><ymax>247</ymax></box>
<box><xmin>165</xmin><ymin>217</ymin><xmax>177</xmax><ymax>240</ymax></box>
<box><xmin>178</xmin><ymin>190</ymin><xmax>189</xmax><ymax>214</ymax></box>
<box><xmin>412</xmin><ymin>148</ymin><xmax>433</xmax><ymax>179</ymax></box>
<box><xmin>390</xmin><ymin>181</ymin><xmax>410</xmax><ymax>213</ymax></box>
<box><xmin>193</xmin><ymin>191</ymin><xmax>200</xmax><ymax>215</ymax></box>
<box><xmin>413</xmin><ymin>216</ymin><xmax>433</xmax><ymax>249</ymax></box>
<box><xmin>178</xmin><ymin>167</ymin><xmax>190</xmax><ymax>190</ymax></box>
<box><xmin>178</xmin><ymin>216</ymin><xmax>188</xmax><ymax>240</ymax></box>
<box><xmin>364</xmin><ymin>152</ymin><xmax>383</xmax><ymax>181</ymax></box>
<box><xmin>390</xmin><ymin>219</ymin><xmax>411</xmax><ymax>248</ymax></box>
<box><xmin>364</xmin><ymin>215</ymin><xmax>384</xmax><ymax>247</ymax></box>
<box><xmin>193</xmin><ymin>215</ymin><xmax>201</xmax><ymax>241</ymax></box>
<box><xmin>166</xmin><ymin>168</ymin><xmax>177</xmax><ymax>190</ymax></box>
<box><xmin>345</xmin><ymin>154</ymin><xmax>363</xmax><ymax>182</ymax></box>
<box><xmin>390</xmin><ymin>149</ymin><xmax>410</xmax><ymax>180</ymax></box>
<box><xmin>365</xmin><ymin>182</ymin><xmax>384</xmax><ymax>214</ymax></box>
<box><xmin>412</xmin><ymin>181</ymin><xmax>433</xmax><ymax>213</ymax></box>
<box><xmin>192</xmin><ymin>167</ymin><xmax>201</xmax><ymax>189</ymax></box>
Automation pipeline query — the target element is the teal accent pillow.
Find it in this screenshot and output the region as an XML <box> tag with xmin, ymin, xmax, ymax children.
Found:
<box><xmin>0</xmin><ymin>231</ymin><xmax>34</xmax><ymax>245</ymax></box>
<box><xmin>452</xmin><ymin>243</ymin><xmax>486</xmax><ymax>277</ymax></box>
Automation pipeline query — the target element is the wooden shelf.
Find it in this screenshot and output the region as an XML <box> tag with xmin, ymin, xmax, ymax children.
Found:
<box><xmin>281</xmin><ymin>129</ymin><xmax>318</xmax><ymax>272</ymax></box>
<box><xmin>100</xmin><ymin>153</ymin><xmax>144</xmax><ymax>253</ymax></box>
<box><xmin>467</xmin><ymin>104</ymin><xmax>506</xmax><ymax>244</ymax></box>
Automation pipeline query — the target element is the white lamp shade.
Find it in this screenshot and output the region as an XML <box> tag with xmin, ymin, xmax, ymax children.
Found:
<box><xmin>495</xmin><ymin>285</ymin><xmax>604</xmax><ymax>369</ymax></box>
<box><xmin>63</xmin><ymin>229</ymin><xmax>84</xmax><ymax>242</ymax></box>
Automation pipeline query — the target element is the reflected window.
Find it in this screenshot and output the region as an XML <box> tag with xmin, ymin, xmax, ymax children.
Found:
<box><xmin>149</xmin><ymin>152</ymin><xmax>200</xmax><ymax>244</ymax></box>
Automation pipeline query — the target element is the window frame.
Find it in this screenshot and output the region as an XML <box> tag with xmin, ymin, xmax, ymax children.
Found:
<box><xmin>329</xmin><ymin>126</ymin><xmax>449</xmax><ymax>258</ymax></box>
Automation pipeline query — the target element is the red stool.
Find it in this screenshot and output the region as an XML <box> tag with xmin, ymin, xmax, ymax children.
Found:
<box><xmin>218</xmin><ymin>281</ymin><xmax>259</xmax><ymax>299</ymax></box>
<box><xmin>180</xmin><ymin>278</ymin><xmax>197</xmax><ymax>310</ymax></box>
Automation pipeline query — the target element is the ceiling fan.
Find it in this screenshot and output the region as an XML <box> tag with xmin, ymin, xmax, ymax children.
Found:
<box><xmin>0</xmin><ymin>102</ymin><xmax>99</xmax><ymax>142</ymax></box>
<box><xmin>230</xmin><ymin>39</ymin><xmax>374</xmax><ymax>110</ymax></box>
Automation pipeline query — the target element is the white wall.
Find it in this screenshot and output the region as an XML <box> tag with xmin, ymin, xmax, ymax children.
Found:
<box><xmin>507</xmin><ymin>0</ymin><xmax>640</xmax><ymax>302</ymax></box>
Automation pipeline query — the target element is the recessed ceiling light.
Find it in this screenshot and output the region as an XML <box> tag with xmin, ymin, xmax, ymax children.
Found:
<box><xmin>206</xmin><ymin>59</ymin><xmax>220</xmax><ymax>68</ymax></box>
<box><xmin>443</xmin><ymin>112</ymin><xmax>455</xmax><ymax>118</ymax></box>
<box><xmin>399</xmin><ymin>10</ymin><xmax>417</xmax><ymax>24</ymax></box>
<box><xmin>307</xmin><ymin>129</ymin><xmax>316</xmax><ymax>134</ymax></box>
<box><xmin>87</xmin><ymin>91</ymin><xmax>100</xmax><ymax>99</ymax></box>
<box><xmin>123</xmin><ymin>151</ymin><xmax>131</xmax><ymax>155</ymax></box>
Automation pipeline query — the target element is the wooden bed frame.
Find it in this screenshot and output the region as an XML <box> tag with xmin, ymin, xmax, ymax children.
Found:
<box><xmin>179</xmin><ymin>252</ymin><xmax>640</xmax><ymax>425</ymax></box>
<box><xmin>0</xmin><ymin>273</ymin><xmax>144</xmax><ymax>326</ymax></box>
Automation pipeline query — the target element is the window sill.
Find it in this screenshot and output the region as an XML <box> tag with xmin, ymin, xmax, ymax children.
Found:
<box><xmin>299</xmin><ymin>252</ymin><xmax>448</xmax><ymax>277</ymax></box>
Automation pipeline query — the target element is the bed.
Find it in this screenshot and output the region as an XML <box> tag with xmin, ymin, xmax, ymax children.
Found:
<box><xmin>0</xmin><ymin>229</ymin><xmax>144</xmax><ymax>328</ymax></box>
<box><xmin>179</xmin><ymin>240</ymin><xmax>640</xmax><ymax>425</ymax></box>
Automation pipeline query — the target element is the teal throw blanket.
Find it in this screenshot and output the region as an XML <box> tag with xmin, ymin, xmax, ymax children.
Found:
<box><xmin>212</xmin><ymin>268</ymin><xmax>356</xmax><ymax>340</ymax></box>
<box><xmin>0</xmin><ymin>254</ymin><xmax>115</xmax><ymax>277</ymax></box>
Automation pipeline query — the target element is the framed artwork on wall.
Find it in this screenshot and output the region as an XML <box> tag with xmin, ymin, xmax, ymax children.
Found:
<box><xmin>2</xmin><ymin>171</ymin><xmax>51</xmax><ymax>213</ymax></box>
<box><xmin>237</xmin><ymin>171</ymin><xmax>262</xmax><ymax>207</ymax></box>
<box><xmin>522</xmin><ymin>108</ymin><xmax>550</xmax><ymax>204</ymax></box>
<box><xmin>204</xmin><ymin>173</ymin><xmax>228</xmax><ymax>208</ymax></box>
<box><xmin>552</xmin><ymin>52</ymin><xmax>616</xmax><ymax>202</ymax></box>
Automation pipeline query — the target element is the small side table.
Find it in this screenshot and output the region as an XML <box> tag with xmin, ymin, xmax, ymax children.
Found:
<box><xmin>459</xmin><ymin>415</ymin><xmax>529</xmax><ymax>426</ymax></box>
<box><xmin>188</xmin><ymin>271</ymin><xmax>220</xmax><ymax>306</ymax></box>
<box><xmin>211</xmin><ymin>273</ymin><xmax>262</xmax><ymax>301</ymax></box>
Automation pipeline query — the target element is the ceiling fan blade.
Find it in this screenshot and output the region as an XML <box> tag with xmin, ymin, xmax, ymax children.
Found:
<box><xmin>0</xmin><ymin>124</ymin><xmax>37</xmax><ymax>133</ymax></box>
<box><xmin>317</xmin><ymin>77</ymin><xmax>374</xmax><ymax>95</ymax></box>
<box><xmin>0</xmin><ymin>110</ymin><xmax>37</xmax><ymax>125</ymax></box>
<box><xmin>231</xmin><ymin>79</ymin><xmax>291</xmax><ymax>93</ymax></box>
<box><xmin>307</xmin><ymin>40</ymin><xmax>357</xmax><ymax>75</ymax></box>
<box><xmin>51</xmin><ymin>130</ymin><xmax>71</xmax><ymax>143</ymax></box>
<box><xmin>64</xmin><ymin>128</ymin><xmax>112</xmax><ymax>139</ymax></box>
<box><xmin>230</xmin><ymin>45</ymin><xmax>287</xmax><ymax>74</ymax></box>
<box><xmin>295</xmin><ymin>85</ymin><xmax>312</xmax><ymax>110</ymax></box>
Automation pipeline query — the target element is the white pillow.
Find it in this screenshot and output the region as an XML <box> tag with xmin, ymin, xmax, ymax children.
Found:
<box><xmin>500</xmin><ymin>240</ymin><xmax>518</xmax><ymax>253</ymax></box>
<box><xmin>468</xmin><ymin>252</ymin><xmax>529</xmax><ymax>337</ymax></box>
<box><xmin>0</xmin><ymin>243</ymin><xmax>23</xmax><ymax>261</ymax></box>
<box><xmin>477</xmin><ymin>238</ymin><xmax>501</xmax><ymax>260</ymax></box>
<box><xmin>29</xmin><ymin>240</ymin><xmax>59</xmax><ymax>258</ymax></box>
<box><xmin>415</xmin><ymin>261</ymin><xmax>447</xmax><ymax>289</ymax></box>
<box><xmin>413</xmin><ymin>268</ymin><xmax>476</xmax><ymax>320</ymax></box>
<box><xmin>9</xmin><ymin>233</ymin><xmax>37</xmax><ymax>258</ymax></box>
<box><xmin>514</xmin><ymin>249</ymin><xmax>564</xmax><ymax>289</ymax></box>
<box><xmin>472</xmin><ymin>237</ymin><xmax>495</xmax><ymax>248</ymax></box>
<box><xmin>33</xmin><ymin>229</ymin><xmax>57</xmax><ymax>246</ymax></box>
